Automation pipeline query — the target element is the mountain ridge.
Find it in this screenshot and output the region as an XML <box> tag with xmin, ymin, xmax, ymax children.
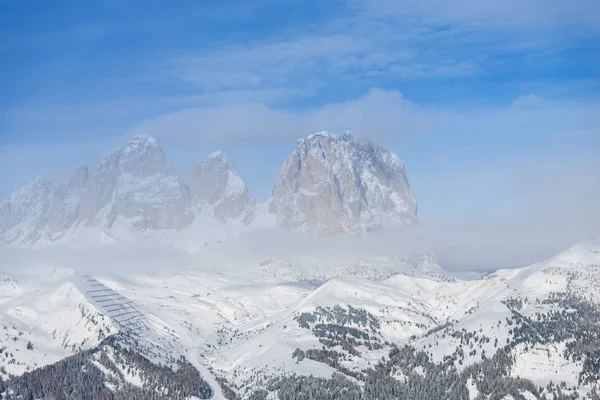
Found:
<box><xmin>1</xmin><ymin>238</ymin><xmax>599</xmax><ymax>398</ymax></box>
<box><xmin>0</xmin><ymin>132</ymin><xmax>417</xmax><ymax>246</ymax></box>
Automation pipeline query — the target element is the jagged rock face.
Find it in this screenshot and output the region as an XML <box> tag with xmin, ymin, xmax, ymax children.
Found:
<box><xmin>0</xmin><ymin>168</ymin><xmax>94</xmax><ymax>245</ymax></box>
<box><xmin>269</xmin><ymin>132</ymin><xmax>417</xmax><ymax>234</ymax></box>
<box><xmin>0</xmin><ymin>179</ymin><xmax>62</xmax><ymax>245</ymax></box>
<box><xmin>189</xmin><ymin>151</ymin><xmax>256</xmax><ymax>223</ymax></box>
<box><xmin>0</xmin><ymin>136</ymin><xmax>264</xmax><ymax>246</ymax></box>
<box><xmin>0</xmin><ymin>132</ymin><xmax>417</xmax><ymax>245</ymax></box>
<box><xmin>0</xmin><ymin>136</ymin><xmax>197</xmax><ymax>245</ymax></box>
<box><xmin>46</xmin><ymin>165</ymin><xmax>89</xmax><ymax>234</ymax></box>
<box><xmin>82</xmin><ymin>136</ymin><xmax>194</xmax><ymax>230</ymax></box>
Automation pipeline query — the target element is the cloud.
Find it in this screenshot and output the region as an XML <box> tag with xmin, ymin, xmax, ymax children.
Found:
<box><xmin>4</xmin><ymin>0</ymin><xmax>597</xmax><ymax>153</ymax></box>
<box><xmin>129</xmin><ymin>88</ymin><xmax>425</xmax><ymax>145</ymax></box>
<box><xmin>1</xmin><ymin>0</ymin><xmax>598</xmax><ymax>276</ymax></box>
<box><xmin>418</xmin><ymin>163</ymin><xmax>600</xmax><ymax>270</ymax></box>
<box><xmin>167</xmin><ymin>25</ymin><xmax>481</xmax><ymax>93</ymax></box>
<box><xmin>163</xmin><ymin>10</ymin><xmax>477</xmax><ymax>93</ymax></box>
<box><xmin>124</xmin><ymin>87</ymin><xmax>600</xmax><ymax>273</ymax></box>
<box><xmin>170</xmin><ymin>34</ymin><xmax>372</xmax><ymax>91</ymax></box>
<box><xmin>162</xmin><ymin>0</ymin><xmax>598</xmax><ymax>97</ymax></box>
<box><xmin>511</xmin><ymin>93</ymin><xmax>543</xmax><ymax>108</ymax></box>
<box><xmin>517</xmin><ymin>162</ymin><xmax>600</xmax><ymax>236</ymax></box>
<box><xmin>1</xmin><ymin>89</ymin><xmax>598</xmax><ymax>272</ymax></box>
<box><xmin>356</xmin><ymin>0</ymin><xmax>600</xmax><ymax>31</ymax></box>
<box><xmin>163</xmin><ymin>87</ymin><xmax>317</xmax><ymax>108</ymax></box>
<box><xmin>130</xmin><ymin>88</ymin><xmax>600</xmax><ymax>147</ymax></box>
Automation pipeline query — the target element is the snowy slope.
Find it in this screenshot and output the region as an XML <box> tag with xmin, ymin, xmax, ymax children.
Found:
<box><xmin>0</xmin><ymin>270</ymin><xmax>117</xmax><ymax>379</ymax></box>
<box><xmin>1</xmin><ymin>239</ymin><xmax>599</xmax><ymax>399</ymax></box>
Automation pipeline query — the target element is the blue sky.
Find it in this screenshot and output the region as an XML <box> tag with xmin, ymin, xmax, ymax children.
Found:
<box><xmin>1</xmin><ymin>0</ymin><xmax>599</xmax><ymax>251</ymax></box>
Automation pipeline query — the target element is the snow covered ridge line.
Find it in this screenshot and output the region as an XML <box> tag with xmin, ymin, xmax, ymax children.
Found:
<box><xmin>220</xmin><ymin>241</ymin><xmax>600</xmax><ymax>398</ymax></box>
<box><xmin>0</xmin><ymin>131</ymin><xmax>417</xmax><ymax>246</ymax></box>
<box><xmin>77</xmin><ymin>275</ymin><xmax>148</xmax><ymax>338</ymax></box>
<box><xmin>1</xmin><ymin>240</ymin><xmax>600</xmax><ymax>398</ymax></box>
<box><xmin>0</xmin><ymin>334</ymin><xmax>214</xmax><ymax>400</ymax></box>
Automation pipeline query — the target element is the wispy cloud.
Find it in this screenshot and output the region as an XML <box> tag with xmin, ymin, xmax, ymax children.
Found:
<box><xmin>164</xmin><ymin>0</ymin><xmax>599</xmax><ymax>96</ymax></box>
<box><xmin>129</xmin><ymin>88</ymin><xmax>600</xmax><ymax>146</ymax></box>
<box><xmin>356</xmin><ymin>0</ymin><xmax>600</xmax><ymax>31</ymax></box>
<box><xmin>3</xmin><ymin>0</ymin><xmax>598</xmax><ymax>146</ymax></box>
<box><xmin>129</xmin><ymin>88</ymin><xmax>423</xmax><ymax>145</ymax></box>
<box><xmin>167</xmin><ymin>24</ymin><xmax>480</xmax><ymax>92</ymax></box>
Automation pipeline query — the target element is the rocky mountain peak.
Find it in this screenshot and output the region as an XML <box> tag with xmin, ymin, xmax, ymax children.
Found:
<box><xmin>2</xmin><ymin>178</ymin><xmax>57</xmax><ymax>212</ymax></box>
<box><xmin>269</xmin><ymin>131</ymin><xmax>417</xmax><ymax>234</ymax></box>
<box><xmin>207</xmin><ymin>150</ymin><xmax>225</xmax><ymax>160</ymax></box>
<box><xmin>189</xmin><ymin>151</ymin><xmax>256</xmax><ymax>223</ymax></box>
<box><xmin>0</xmin><ymin>178</ymin><xmax>60</xmax><ymax>245</ymax></box>
<box><xmin>0</xmin><ymin>132</ymin><xmax>419</xmax><ymax>246</ymax></box>
<box><xmin>303</xmin><ymin>130</ymin><xmax>352</xmax><ymax>143</ymax></box>
<box><xmin>86</xmin><ymin>136</ymin><xmax>192</xmax><ymax>231</ymax></box>
<box><xmin>67</xmin><ymin>165</ymin><xmax>89</xmax><ymax>190</ymax></box>
<box><xmin>96</xmin><ymin>135</ymin><xmax>171</xmax><ymax>178</ymax></box>
<box><xmin>122</xmin><ymin>134</ymin><xmax>164</xmax><ymax>159</ymax></box>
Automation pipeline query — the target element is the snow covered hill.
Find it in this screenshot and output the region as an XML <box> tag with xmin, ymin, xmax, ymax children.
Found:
<box><xmin>1</xmin><ymin>239</ymin><xmax>599</xmax><ymax>399</ymax></box>
<box><xmin>0</xmin><ymin>270</ymin><xmax>117</xmax><ymax>379</ymax></box>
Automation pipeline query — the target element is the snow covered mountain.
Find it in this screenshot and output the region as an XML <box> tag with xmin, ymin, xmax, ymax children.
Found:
<box><xmin>269</xmin><ymin>132</ymin><xmax>417</xmax><ymax>234</ymax></box>
<box><xmin>0</xmin><ymin>178</ymin><xmax>61</xmax><ymax>245</ymax></box>
<box><xmin>189</xmin><ymin>150</ymin><xmax>256</xmax><ymax>224</ymax></box>
<box><xmin>1</xmin><ymin>239</ymin><xmax>599</xmax><ymax>399</ymax></box>
<box><xmin>0</xmin><ymin>132</ymin><xmax>420</xmax><ymax>246</ymax></box>
<box><xmin>81</xmin><ymin>135</ymin><xmax>194</xmax><ymax>232</ymax></box>
<box><xmin>0</xmin><ymin>136</ymin><xmax>263</xmax><ymax>247</ymax></box>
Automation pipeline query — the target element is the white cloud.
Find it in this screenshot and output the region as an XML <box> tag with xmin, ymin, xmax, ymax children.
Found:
<box><xmin>356</xmin><ymin>0</ymin><xmax>600</xmax><ymax>30</ymax></box>
<box><xmin>2</xmin><ymin>0</ymin><xmax>598</xmax><ymax>273</ymax></box>
<box><xmin>130</xmin><ymin>88</ymin><xmax>600</xmax><ymax>147</ymax></box>
<box><xmin>168</xmin><ymin>26</ymin><xmax>482</xmax><ymax>92</ymax></box>
<box><xmin>125</xmin><ymin>88</ymin><xmax>600</xmax><ymax>272</ymax></box>
<box><xmin>412</xmin><ymin>162</ymin><xmax>600</xmax><ymax>270</ymax></box>
<box><xmin>129</xmin><ymin>88</ymin><xmax>425</xmax><ymax>145</ymax></box>
<box><xmin>2</xmin><ymin>87</ymin><xmax>598</xmax><ymax>271</ymax></box>
<box><xmin>162</xmin><ymin>0</ymin><xmax>598</xmax><ymax>96</ymax></box>
<box><xmin>511</xmin><ymin>93</ymin><xmax>543</xmax><ymax>108</ymax></box>
<box><xmin>170</xmin><ymin>34</ymin><xmax>372</xmax><ymax>90</ymax></box>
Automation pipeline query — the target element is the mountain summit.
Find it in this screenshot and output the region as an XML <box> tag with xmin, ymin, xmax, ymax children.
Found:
<box><xmin>80</xmin><ymin>135</ymin><xmax>193</xmax><ymax>231</ymax></box>
<box><xmin>268</xmin><ymin>132</ymin><xmax>417</xmax><ymax>234</ymax></box>
<box><xmin>189</xmin><ymin>150</ymin><xmax>256</xmax><ymax>223</ymax></box>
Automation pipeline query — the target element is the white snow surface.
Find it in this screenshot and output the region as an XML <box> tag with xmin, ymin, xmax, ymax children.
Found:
<box><xmin>0</xmin><ymin>238</ymin><xmax>599</xmax><ymax>397</ymax></box>
<box><xmin>0</xmin><ymin>270</ymin><xmax>117</xmax><ymax>378</ymax></box>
